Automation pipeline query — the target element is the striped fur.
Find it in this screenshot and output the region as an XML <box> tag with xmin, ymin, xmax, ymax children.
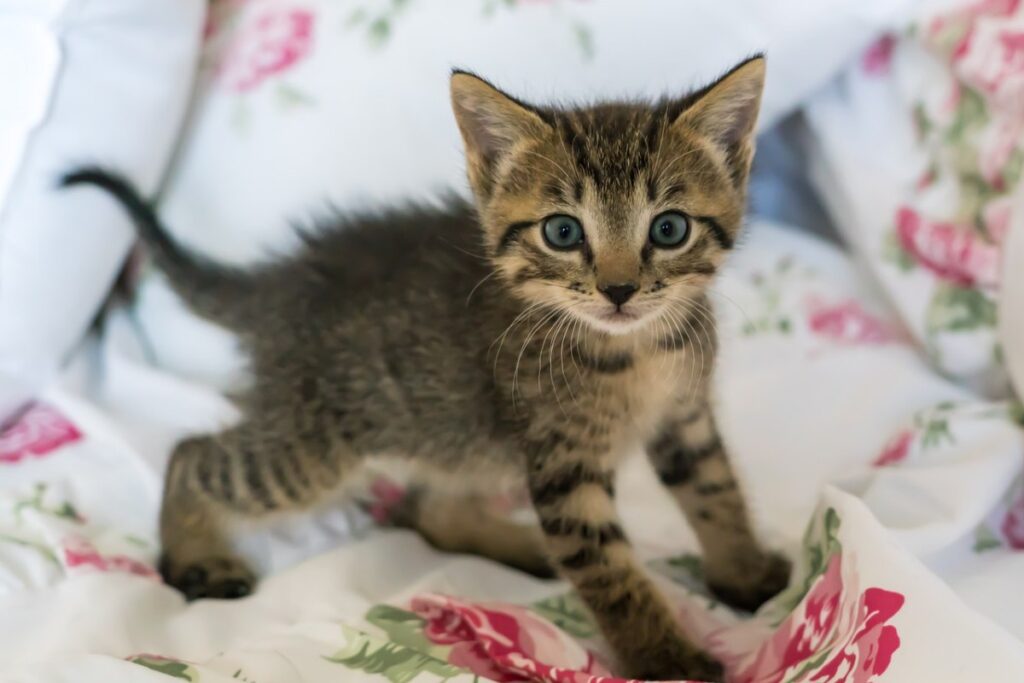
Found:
<box><xmin>66</xmin><ymin>56</ymin><xmax>788</xmax><ymax>682</ymax></box>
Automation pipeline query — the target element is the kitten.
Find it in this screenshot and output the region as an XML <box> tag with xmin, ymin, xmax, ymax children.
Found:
<box><xmin>63</xmin><ymin>55</ymin><xmax>788</xmax><ymax>681</ymax></box>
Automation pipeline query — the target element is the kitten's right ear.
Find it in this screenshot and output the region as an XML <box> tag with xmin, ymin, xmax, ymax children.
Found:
<box><xmin>450</xmin><ymin>71</ymin><xmax>549</xmax><ymax>188</ymax></box>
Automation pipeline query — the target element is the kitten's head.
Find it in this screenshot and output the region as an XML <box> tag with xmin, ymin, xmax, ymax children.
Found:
<box><xmin>450</xmin><ymin>56</ymin><xmax>765</xmax><ymax>336</ymax></box>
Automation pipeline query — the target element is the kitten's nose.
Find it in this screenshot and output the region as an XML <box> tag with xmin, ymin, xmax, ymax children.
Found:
<box><xmin>599</xmin><ymin>283</ymin><xmax>638</xmax><ymax>306</ymax></box>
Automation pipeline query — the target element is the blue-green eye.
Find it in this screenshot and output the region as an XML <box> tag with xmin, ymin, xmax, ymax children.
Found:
<box><xmin>542</xmin><ymin>215</ymin><xmax>584</xmax><ymax>250</ymax></box>
<box><xmin>649</xmin><ymin>211</ymin><xmax>691</xmax><ymax>248</ymax></box>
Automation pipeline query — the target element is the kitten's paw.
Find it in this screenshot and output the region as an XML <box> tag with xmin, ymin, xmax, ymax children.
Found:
<box><xmin>708</xmin><ymin>551</ymin><xmax>791</xmax><ymax>613</ymax></box>
<box><xmin>159</xmin><ymin>554</ymin><xmax>256</xmax><ymax>601</ymax></box>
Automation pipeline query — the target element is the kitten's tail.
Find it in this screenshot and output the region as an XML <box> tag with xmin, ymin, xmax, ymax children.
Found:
<box><xmin>61</xmin><ymin>166</ymin><xmax>251</xmax><ymax>328</ymax></box>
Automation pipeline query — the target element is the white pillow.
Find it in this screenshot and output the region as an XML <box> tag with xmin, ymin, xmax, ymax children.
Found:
<box><xmin>137</xmin><ymin>0</ymin><xmax>918</xmax><ymax>380</ymax></box>
<box><xmin>0</xmin><ymin>0</ymin><xmax>204</xmax><ymax>419</ymax></box>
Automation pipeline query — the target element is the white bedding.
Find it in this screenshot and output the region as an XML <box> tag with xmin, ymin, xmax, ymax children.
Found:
<box><xmin>3</xmin><ymin>221</ymin><xmax>1024</xmax><ymax>683</ymax></box>
<box><xmin>3</xmin><ymin>1</ymin><xmax>1024</xmax><ymax>680</ymax></box>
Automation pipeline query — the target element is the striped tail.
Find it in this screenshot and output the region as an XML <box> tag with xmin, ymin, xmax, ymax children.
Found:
<box><xmin>61</xmin><ymin>166</ymin><xmax>252</xmax><ymax>328</ymax></box>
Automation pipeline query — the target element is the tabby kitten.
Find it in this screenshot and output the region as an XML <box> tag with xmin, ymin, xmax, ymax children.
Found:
<box><xmin>64</xmin><ymin>55</ymin><xmax>788</xmax><ymax>681</ymax></box>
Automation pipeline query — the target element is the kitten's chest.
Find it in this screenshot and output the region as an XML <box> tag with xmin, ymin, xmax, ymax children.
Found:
<box><xmin>573</xmin><ymin>355</ymin><xmax>681</xmax><ymax>451</ymax></box>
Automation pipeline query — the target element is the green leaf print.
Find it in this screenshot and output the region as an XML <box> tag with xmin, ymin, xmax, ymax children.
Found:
<box><xmin>740</xmin><ymin>255</ymin><xmax>809</xmax><ymax>337</ymax></box>
<box><xmin>365</xmin><ymin>604</ymin><xmax>446</xmax><ymax>657</ymax></box>
<box><xmin>926</xmin><ymin>284</ymin><xmax>997</xmax><ymax>334</ymax></box>
<box><xmin>1009</xmin><ymin>401</ymin><xmax>1024</xmax><ymax>427</ymax></box>
<box><xmin>665</xmin><ymin>553</ymin><xmax>705</xmax><ymax>581</ymax></box>
<box><xmin>912</xmin><ymin>102</ymin><xmax>932</xmax><ymax>141</ymax></box>
<box><xmin>945</xmin><ymin>87</ymin><xmax>988</xmax><ymax>145</ymax></box>
<box><xmin>368</xmin><ymin>17</ymin><xmax>391</xmax><ymax>43</ymax></box>
<box><xmin>125</xmin><ymin>534</ymin><xmax>151</xmax><ymax>548</ymax></box>
<box><xmin>882</xmin><ymin>231</ymin><xmax>917</xmax><ymax>272</ymax></box>
<box><xmin>275</xmin><ymin>83</ymin><xmax>315</xmax><ymax>108</ymax></box>
<box><xmin>783</xmin><ymin>648</ymin><xmax>833</xmax><ymax>683</ymax></box>
<box><xmin>973</xmin><ymin>524</ymin><xmax>1002</xmax><ymax>553</ymax></box>
<box><xmin>571</xmin><ymin>22</ymin><xmax>594</xmax><ymax>61</ymax></box>
<box><xmin>767</xmin><ymin>507</ymin><xmax>841</xmax><ymax>623</ymax></box>
<box><xmin>1004</xmin><ymin>148</ymin><xmax>1024</xmax><ymax>188</ymax></box>
<box><xmin>0</xmin><ymin>533</ymin><xmax>59</xmax><ymax>566</ymax></box>
<box><xmin>531</xmin><ymin>592</ymin><xmax>599</xmax><ymax>639</ymax></box>
<box><xmin>326</xmin><ymin>625</ymin><xmax>467</xmax><ymax>683</ymax></box>
<box><xmin>13</xmin><ymin>483</ymin><xmax>85</xmax><ymax>524</ymax></box>
<box><xmin>919</xmin><ymin>417</ymin><xmax>953</xmax><ymax>449</ymax></box>
<box><xmin>129</xmin><ymin>656</ymin><xmax>199</xmax><ymax>681</ymax></box>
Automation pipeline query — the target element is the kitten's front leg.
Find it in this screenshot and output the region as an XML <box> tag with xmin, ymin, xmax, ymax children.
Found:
<box><xmin>525</xmin><ymin>433</ymin><xmax>723</xmax><ymax>682</ymax></box>
<box><xmin>647</xmin><ymin>400</ymin><xmax>790</xmax><ymax>612</ymax></box>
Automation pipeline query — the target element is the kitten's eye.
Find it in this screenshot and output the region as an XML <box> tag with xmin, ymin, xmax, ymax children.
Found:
<box><xmin>649</xmin><ymin>212</ymin><xmax>690</xmax><ymax>248</ymax></box>
<box><xmin>542</xmin><ymin>215</ymin><xmax>584</xmax><ymax>250</ymax></box>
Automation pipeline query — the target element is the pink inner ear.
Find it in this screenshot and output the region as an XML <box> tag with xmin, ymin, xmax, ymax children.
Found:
<box><xmin>720</xmin><ymin>100</ymin><xmax>760</xmax><ymax>148</ymax></box>
<box><xmin>676</xmin><ymin>58</ymin><xmax>765</xmax><ymax>150</ymax></box>
<box><xmin>455</xmin><ymin>101</ymin><xmax>508</xmax><ymax>162</ymax></box>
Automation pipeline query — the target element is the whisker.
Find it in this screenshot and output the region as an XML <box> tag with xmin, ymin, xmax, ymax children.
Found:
<box><xmin>466</xmin><ymin>270</ymin><xmax>499</xmax><ymax>306</ymax></box>
<box><xmin>512</xmin><ymin>309</ymin><xmax>561</xmax><ymax>410</ymax></box>
<box><xmin>557</xmin><ymin>312</ymin><xmax>579</xmax><ymax>406</ymax></box>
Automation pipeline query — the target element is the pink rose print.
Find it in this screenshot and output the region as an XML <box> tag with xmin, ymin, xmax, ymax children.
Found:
<box><xmin>931</xmin><ymin>0</ymin><xmax>1022</xmax><ymax>61</ymax></box>
<box><xmin>411</xmin><ymin>595</ymin><xmax>612</xmax><ymax>683</ymax></box>
<box><xmin>217</xmin><ymin>5</ymin><xmax>314</xmax><ymax>93</ymax></box>
<box><xmin>979</xmin><ymin>115</ymin><xmax>1024</xmax><ymax>187</ymax></box>
<box><xmin>0</xmin><ymin>403</ymin><xmax>81</xmax><ymax>464</ymax></box>
<box><xmin>806</xmin><ymin>298</ymin><xmax>901</xmax><ymax>346</ymax></box>
<box><xmin>734</xmin><ymin>555</ymin><xmax>844</xmax><ymax>683</ymax></box>
<box><xmin>862</xmin><ymin>35</ymin><xmax>896</xmax><ymax>75</ymax></box>
<box><xmin>1000</xmin><ymin>485</ymin><xmax>1024</xmax><ymax>549</ymax></box>
<box><xmin>984</xmin><ymin>195</ymin><xmax>1014</xmax><ymax>243</ymax></box>
<box><xmin>733</xmin><ymin>554</ymin><xmax>904</xmax><ymax>683</ymax></box>
<box><xmin>895</xmin><ymin>206</ymin><xmax>1002</xmax><ymax>288</ymax></box>
<box><xmin>872</xmin><ymin>431</ymin><xmax>914</xmax><ymax>467</ymax></box>
<box><xmin>62</xmin><ymin>536</ymin><xmax>158</xmax><ymax>580</ymax></box>
<box><xmin>953</xmin><ymin>20</ymin><xmax>1024</xmax><ymax>103</ymax></box>
<box><xmin>810</xmin><ymin>589</ymin><xmax>904</xmax><ymax>683</ymax></box>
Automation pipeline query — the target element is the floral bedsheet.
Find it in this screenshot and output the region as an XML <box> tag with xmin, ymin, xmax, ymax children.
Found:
<box><xmin>3</xmin><ymin>2</ymin><xmax>1024</xmax><ymax>678</ymax></box>
<box><xmin>1</xmin><ymin>218</ymin><xmax>1023</xmax><ymax>682</ymax></box>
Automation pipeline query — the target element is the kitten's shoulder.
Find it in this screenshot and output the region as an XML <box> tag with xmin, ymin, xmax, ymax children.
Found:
<box><xmin>288</xmin><ymin>194</ymin><xmax>483</xmax><ymax>283</ymax></box>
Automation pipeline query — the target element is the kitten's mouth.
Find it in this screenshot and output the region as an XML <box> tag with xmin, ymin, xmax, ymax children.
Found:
<box><xmin>599</xmin><ymin>309</ymin><xmax>639</xmax><ymax>323</ymax></box>
<box><xmin>584</xmin><ymin>306</ymin><xmax>648</xmax><ymax>334</ymax></box>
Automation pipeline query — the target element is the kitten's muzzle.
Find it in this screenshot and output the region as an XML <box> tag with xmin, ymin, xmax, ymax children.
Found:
<box><xmin>599</xmin><ymin>283</ymin><xmax>638</xmax><ymax>307</ymax></box>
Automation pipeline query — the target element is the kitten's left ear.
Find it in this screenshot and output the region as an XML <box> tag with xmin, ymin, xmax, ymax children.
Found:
<box><xmin>450</xmin><ymin>71</ymin><xmax>550</xmax><ymax>193</ymax></box>
<box><xmin>674</xmin><ymin>55</ymin><xmax>766</xmax><ymax>182</ymax></box>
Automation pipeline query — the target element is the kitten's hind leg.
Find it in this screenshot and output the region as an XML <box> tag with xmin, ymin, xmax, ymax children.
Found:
<box><xmin>390</xmin><ymin>486</ymin><xmax>554</xmax><ymax>578</ymax></box>
<box><xmin>159</xmin><ymin>422</ymin><xmax>355</xmax><ymax>600</ymax></box>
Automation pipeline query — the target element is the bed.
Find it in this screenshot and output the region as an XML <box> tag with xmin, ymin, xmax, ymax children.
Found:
<box><xmin>2</xmin><ymin>1</ymin><xmax>1023</xmax><ymax>681</ymax></box>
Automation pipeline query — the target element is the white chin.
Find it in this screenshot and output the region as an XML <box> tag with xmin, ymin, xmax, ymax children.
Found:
<box><xmin>586</xmin><ymin>311</ymin><xmax>649</xmax><ymax>335</ymax></box>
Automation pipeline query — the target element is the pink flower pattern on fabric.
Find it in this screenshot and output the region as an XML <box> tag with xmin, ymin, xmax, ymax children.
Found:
<box><xmin>895</xmin><ymin>207</ymin><xmax>1003</xmax><ymax>288</ymax></box>
<box><xmin>805</xmin><ymin>298</ymin><xmax>902</xmax><ymax>346</ymax></box>
<box><xmin>1000</xmin><ymin>485</ymin><xmax>1024</xmax><ymax>550</ymax></box>
<box><xmin>809</xmin><ymin>589</ymin><xmax>904</xmax><ymax>683</ymax></box>
<box><xmin>733</xmin><ymin>554</ymin><xmax>904</xmax><ymax>683</ymax></box>
<box><xmin>217</xmin><ymin>5</ymin><xmax>315</xmax><ymax>92</ymax></box>
<box><xmin>873</xmin><ymin>431</ymin><xmax>915</xmax><ymax>467</ymax></box>
<box><xmin>862</xmin><ymin>35</ymin><xmax>896</xmax><ymax>75</ymax></box>
<box><xmin>62</xmin><ymin>536</ymin><xmax>158</xmax><ymax>580</ymax></box>
<box><xmin>951</xmin><ymin>12</ymin><xmax>1024</xmax><ymax>102</ymax></box>
<box><xmin>411</xmin><ymin>595</ymin><xmax>615</xmax><ymax>683</ymax></box>
<box><xmin>978</xmin><ymin>116</ymin><xmax>1024</xmax><ymax>188</ymax></box>
<box><xmin>0</xmin><ymin>403</ymin><xmax>81</xmax><ymax>464</ymax></box>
